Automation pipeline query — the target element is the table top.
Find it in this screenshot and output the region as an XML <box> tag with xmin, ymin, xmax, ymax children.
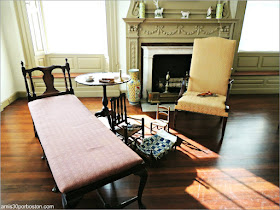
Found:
<box><xmin>75</xmin><ymin>72</ymin><xmax>130</xmax><ymax>86</ymax></box>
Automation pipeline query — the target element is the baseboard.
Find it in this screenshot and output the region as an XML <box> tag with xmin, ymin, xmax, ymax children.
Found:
<box><xmin>74</xmin><ymin>90</ymin><xmax>120</xmax><ymax>97</ymax></box>
<box><xmin>231</xmin><ymin>88</ymin><xmax>279</xmax><ymax>94</ymax></box>
<box><xmin>1</xmin><ymin>92</ymin><xmax>23</xmax><ymax>111</ymax></box>
<box><xmin>3</xmin><ymin>89</ymin><xmax>276</xmax><ymax>111</ymax></box>
<box><xmin>17</xmin><ymin>91</ymin><xmax>27</xmax><ymax>98</ymax></box>
<box><xmin>1</xmin><ymin>90</ymin><xmax>121</xmax><ymax>111</ymax></box>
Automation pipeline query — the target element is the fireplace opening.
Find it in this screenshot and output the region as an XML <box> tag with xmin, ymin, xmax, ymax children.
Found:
<box><xmin>152</xmin><ymin>54</ymin><xmax>192</xmax><ymax>93</ymax></box>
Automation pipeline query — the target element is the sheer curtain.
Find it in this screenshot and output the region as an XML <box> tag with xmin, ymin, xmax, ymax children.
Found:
<box><xmin>41</xmin><ymin>1</ymin><xmax>108</xmax><ymax>54</ymax></box>
<box><xmin>238</xmin><ymin>1</ymin><xmax>279</xmax><ymax>52</ymax></box>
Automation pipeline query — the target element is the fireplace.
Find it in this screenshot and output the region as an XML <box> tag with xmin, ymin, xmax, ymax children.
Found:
<box><xmin>142</xmin><ymin>46</ymin><xmax>193</xmax><ymax>101</ymax></box>
<box><xmin>152</xmin><ymin>54</ymin><xmax>192</xmax><ymax>93</ymax></box>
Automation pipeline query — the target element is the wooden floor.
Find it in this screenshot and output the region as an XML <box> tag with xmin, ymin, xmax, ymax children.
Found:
<box><xmin>1</xmin><ymin>94</ymin><xmax>279</xmax><ymax>209</ymax></box>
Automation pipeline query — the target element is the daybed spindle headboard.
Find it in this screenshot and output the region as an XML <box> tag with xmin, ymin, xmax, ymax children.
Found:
<box><xmin>21</xmin><ymin>58</ymin><xmax>74</xmax><ymax>102</ymax></box>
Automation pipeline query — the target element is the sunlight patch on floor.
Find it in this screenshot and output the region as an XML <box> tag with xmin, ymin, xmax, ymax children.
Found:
<box><xmin>185</xmin><ymin>168</ymin><xmax>280</xmax><ymax>209</ymax></box>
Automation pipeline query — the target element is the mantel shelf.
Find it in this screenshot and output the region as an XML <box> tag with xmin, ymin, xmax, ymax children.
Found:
<box><xmin>123</xmin><ymin>18</ymin><xmax>238</xmax><ymax>24</ymax></box>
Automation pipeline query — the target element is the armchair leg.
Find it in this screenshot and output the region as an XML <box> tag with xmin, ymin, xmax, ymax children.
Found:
<box><xmin>174</xmin><ymin>109</ymin><xmax>178</xmax><ymax>129</ymax></box>
<box><xmin>221</xmin><ymin>117</ymin><xmax>228</xmax><ymax>140</ymax></box>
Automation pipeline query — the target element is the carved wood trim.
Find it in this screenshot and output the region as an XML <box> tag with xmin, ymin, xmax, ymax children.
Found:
<box><xmin>21</xmin><ymin>59</ymin><xmax>74</xmax><ymax>102</ymax></box>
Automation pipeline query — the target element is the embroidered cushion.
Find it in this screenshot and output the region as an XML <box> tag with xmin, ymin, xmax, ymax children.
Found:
<box><xmin>175</xmin><ymin>90</ymin><xmax>228</xmax><ymax>117</ymax></box>
<box><xmin>137</xmin><ymin>134</ymin><xmax>175</xmax><ymax>159</ymax></box>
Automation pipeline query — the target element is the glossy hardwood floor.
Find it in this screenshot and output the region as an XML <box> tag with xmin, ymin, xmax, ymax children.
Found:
<box><xmin>1</xmin><ymin>94</ymin><xmax>279</xmax><ymax>209</ymax></box>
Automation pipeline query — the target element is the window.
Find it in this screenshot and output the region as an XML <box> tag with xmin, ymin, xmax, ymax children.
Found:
<box><xmin>26</xmin><ymin>1</ymin><xmax>108</xmax><ymax>54</ymax></box>
<box><xmin>238</xmin><ymin>1</ymin><xmax>279</xmax><ymax>52</ymax></box>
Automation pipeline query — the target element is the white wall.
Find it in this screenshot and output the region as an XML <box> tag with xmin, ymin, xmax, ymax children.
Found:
<box><xmin>0</xmin><ymin>0</ymin><xmax>25</xmax><ymax>103</ymax></box>
<box><xmin>116</xmin><ymin>0</ymin><xmax>130</xmax><ymax>91</ymax></box>
<box><xmin>1</xmin><ymin>27</ymin><xmax>16</xmax><ymax>103</ymax></box>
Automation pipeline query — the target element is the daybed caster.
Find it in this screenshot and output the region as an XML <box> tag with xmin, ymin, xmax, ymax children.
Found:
<box><xmin>21</xmin><ymin>60</ymin><xmax>148</xmax><ymax>209</ymax></box>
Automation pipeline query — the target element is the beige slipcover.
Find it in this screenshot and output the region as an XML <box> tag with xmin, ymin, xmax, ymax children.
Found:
<box><xmin>175</xmin><ymin>37</ymin><xmax>236</xmax><ymax>117</ymax></box>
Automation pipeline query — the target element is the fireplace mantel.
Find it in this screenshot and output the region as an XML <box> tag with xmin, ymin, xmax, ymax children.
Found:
<box><xmin>123</xmin><ymin>1</ymin><xmax>239</xmax><ymax>97</ymax></box>
<box><xmin>124</xmin><ymin>18</ymin><xmax>237</xmax><ymax>69</ymax></box>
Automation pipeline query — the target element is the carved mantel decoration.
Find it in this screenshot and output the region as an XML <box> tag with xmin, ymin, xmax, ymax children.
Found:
<box><xmin>123</xmin><ymin>0</ymin><xmax>238</xmax><ymax>98</ymax></box>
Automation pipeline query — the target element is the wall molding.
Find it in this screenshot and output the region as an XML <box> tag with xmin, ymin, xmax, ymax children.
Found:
<box><xmin>235</xmin><ymin>52</ymin><xmax>279</xmax><ymax>72</ymax></box>
<box><xmin>1</xmin><ymin>92</ymin><xmax>25</xmax><ymax>111</ymax></box>
<box><xmin>231</xmin><ymin>75</ymin><xmax>279</xmax><ymax>94</ymax></box>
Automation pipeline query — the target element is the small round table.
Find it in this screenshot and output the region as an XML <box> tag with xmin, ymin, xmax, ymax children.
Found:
<box><xmin>75</xmin><ymin>72</ymin><xmax>130</xmax><ymax>118</ymax></box>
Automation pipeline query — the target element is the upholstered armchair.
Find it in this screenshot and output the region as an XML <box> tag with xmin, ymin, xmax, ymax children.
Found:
<box><xmin>174</xmin><ymin>37</ymin><xmax>236</xmax><ymax>140</ymax></box>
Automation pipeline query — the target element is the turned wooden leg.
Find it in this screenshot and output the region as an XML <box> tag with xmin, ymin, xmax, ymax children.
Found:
<box><xmin>134</xmin><ymin>167</ymin><xmax>148</xmax><ymax>209</ymax></box>
<box><xmin>62</xmin><ymin>193</ymin><xmax>83</xmax><ymax>209</ymax></box>
<box><xmin>221</xmin><ymin>117</ymin><xmax>228</xmax><ymax>141</ymax></box>
<box><xmin>124</xmin><ymin>127</ymin><xmax>128</xmax><ymax>145</ymax></box>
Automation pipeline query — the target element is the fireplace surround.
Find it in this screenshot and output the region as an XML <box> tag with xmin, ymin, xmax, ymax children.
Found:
<box><xmin>123</xmin><ymin>0</ymin><xmax>238</xmax><ymax>99</ymax></box>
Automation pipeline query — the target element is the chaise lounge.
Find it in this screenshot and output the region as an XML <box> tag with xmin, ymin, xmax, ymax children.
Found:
<box><xmin>21</xmin><ymin>59</ymin><xmax>148</xmax><ymax>209</ymax></box>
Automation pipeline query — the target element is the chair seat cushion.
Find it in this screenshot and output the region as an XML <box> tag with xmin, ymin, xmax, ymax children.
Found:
<box><xmin>28</xmin><ymin>94</ymin><xmax>143</xmax><ymax>193</ymax></box>
<box><xmin>175</xmin><ymin>91</ymin><xmax>228</xmax><ymax>117</ymax></box>
<box><xmin>136</xmin><ymin>134</ymin><xmax>175</xmax><ymax>159</ymax></box>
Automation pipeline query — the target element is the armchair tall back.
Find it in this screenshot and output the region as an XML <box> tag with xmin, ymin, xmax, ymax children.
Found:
<box><xmin>21</xmin><ymin>59</ymin><xmax>74</xmax><ymax>102</ymax></box>
<box><xmin>174</xmin><ymin>37</ymin><xmax>236</xmax><ymax>140</ymax></box>
<box><xmin>187</xmin><ymin>37</ymin><xmax>236</xmax><ymax>96</ymax></box>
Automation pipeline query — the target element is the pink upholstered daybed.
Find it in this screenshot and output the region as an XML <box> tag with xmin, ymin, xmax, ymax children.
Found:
<box><xmin>21</xmin><ymin>60</ymin><xmax>148</xmax><ymax>209</ymax></box>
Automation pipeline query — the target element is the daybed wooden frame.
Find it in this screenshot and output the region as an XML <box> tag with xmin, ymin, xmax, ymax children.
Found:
<box><xmin>21</xmin><ymin>59</ymin><xmax>148</xmax><ymax>209</ymax></box>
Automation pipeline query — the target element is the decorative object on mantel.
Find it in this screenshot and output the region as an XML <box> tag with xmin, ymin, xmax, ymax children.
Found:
<box><xmin>153</xmin><ymin>0</ymin><xmax>163</xmax><ymax>18</ymax></box>
<box><xmin>139</xmin><ymin>0</ymin><xmax>145</xmax><ymax>18</ymax></box>
<box><xmin>216</xmin><ymin>1</ymin><xmax>225</xmax><ymax>19</ymax></box>
<box><xmin>206</xmin><ymin>6</ymin><xmax>213</xmax><ymax>19</ymax></box>
<box><xmin>181</xmin><ymin>11</ymin><xmax>190</xmax><ymax>19</ymax></box>
<box><xmin>127</xmin><ymin>69</ymin><xmax>141</xmax><ymax>105</ymax></box>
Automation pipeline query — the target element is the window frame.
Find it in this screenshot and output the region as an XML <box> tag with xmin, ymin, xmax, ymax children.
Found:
<box><xmin>14</xmin><ymin>0</ymin><xmax>119</xmax><ymax>73</ymax></box>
